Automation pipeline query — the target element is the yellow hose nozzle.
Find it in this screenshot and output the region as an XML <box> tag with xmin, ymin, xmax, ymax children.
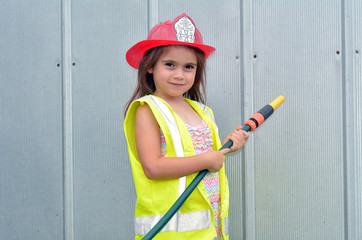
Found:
<box><xmin>269</xmin><ymin>95</ymin><xmax>285</xmax><ymax>110</ymax></box>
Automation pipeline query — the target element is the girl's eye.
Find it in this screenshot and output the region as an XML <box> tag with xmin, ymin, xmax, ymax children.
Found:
<box><xmin>165</xmin><ymin>62</ymin><xmax>174</xmax><ymax>67</ymax></box>
<box><xmin>185</xmin><ymin>65</ymin><xmax>195</xmax><ymax>70</ymax></box>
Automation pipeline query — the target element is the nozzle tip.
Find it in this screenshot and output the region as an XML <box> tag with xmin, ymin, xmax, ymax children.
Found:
<box><xmin>269</xmin><ymin>95</ymin><xmax>285</xmax><ymax>110</ymax></box>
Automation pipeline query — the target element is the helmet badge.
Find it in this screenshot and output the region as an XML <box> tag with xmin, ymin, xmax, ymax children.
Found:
<box><xmin>174</xmin><ymin>16</ymin><xmax>195</xmax><ymax>43</ymax></box>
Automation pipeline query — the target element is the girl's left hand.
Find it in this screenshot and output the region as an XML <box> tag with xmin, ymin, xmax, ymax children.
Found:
<box><xmin>222</xmin><ymin>126</ymin><xmax>250</xmax><ymax>152</ymax></box>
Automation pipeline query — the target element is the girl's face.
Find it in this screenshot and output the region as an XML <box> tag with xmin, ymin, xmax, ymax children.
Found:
<box><xmin>148</xmin><ymin>46</ymin><xmax>197</xmax><ymax>101</ymax></box>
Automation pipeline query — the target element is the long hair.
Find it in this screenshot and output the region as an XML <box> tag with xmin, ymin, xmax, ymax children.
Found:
<box><xmin>124</xmin><ymin>45</ymin><xmax>207</xmax><ymax>117</ymax></box>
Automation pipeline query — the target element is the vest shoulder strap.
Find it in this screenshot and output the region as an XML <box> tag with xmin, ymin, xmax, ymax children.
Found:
<box><xmin>187</xmin><ymin>100</ymin><xmax>219</xmax><ymax>134</ymax></box>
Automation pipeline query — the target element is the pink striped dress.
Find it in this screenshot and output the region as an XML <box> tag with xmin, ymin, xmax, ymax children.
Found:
<box><xmin>160</xmin><ymin>120</ymin><xmax>223</xmax><ymax>239</ymax></box>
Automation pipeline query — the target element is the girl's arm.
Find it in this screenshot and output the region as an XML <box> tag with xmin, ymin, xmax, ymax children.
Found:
<box><xmin>135</xmin><ymin>104</ymin><xmax>230</xmax><ymax>179</ymax></box>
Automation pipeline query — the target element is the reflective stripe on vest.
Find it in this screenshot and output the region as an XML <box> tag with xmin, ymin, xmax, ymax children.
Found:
<box><xmin>135</xmin><ymin>209</ymin><xmax>211</xmax><ymax>235</ymax></box>
<box><xmin>224</xmin><ymin>216</ymin><xmax>229</xmax><ymax>236</ymax></box>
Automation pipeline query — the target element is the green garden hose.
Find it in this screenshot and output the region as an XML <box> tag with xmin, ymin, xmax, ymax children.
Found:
<box><xmin>142</xmin><ymin>96</ymin><xmax>285</xmax><ymax>239</ymax></box>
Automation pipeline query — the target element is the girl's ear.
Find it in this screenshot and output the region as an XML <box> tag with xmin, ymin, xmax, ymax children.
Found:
<box><xmin>147</xmin><ymin>68</ymin><xmax>153</xmax><ymax>74</ymax></box>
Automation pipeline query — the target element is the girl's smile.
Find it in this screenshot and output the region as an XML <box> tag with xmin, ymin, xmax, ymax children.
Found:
<box><xmin>148</xmin><ymin>46</ymin><xmax>197</xmax><ymax>101</ymax></box>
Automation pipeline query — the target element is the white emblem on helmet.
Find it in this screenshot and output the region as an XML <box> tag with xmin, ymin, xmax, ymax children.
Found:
<box><xmin>174</xmin><ymin>16</ymin><xmax>195</xmax><ymax>43</ymax></box>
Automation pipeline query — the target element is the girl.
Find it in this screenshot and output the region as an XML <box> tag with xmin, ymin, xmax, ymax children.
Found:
<box><xmin>124</xmin><ymin>13</ymin><xmax>249</xmax><ymax>240</ymax></box>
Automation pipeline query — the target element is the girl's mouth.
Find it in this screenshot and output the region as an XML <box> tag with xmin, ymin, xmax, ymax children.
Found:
<box><xmin>169</xmin><ymin>83</ymin><xmax>184</xmax><ymax>86</ymax></box>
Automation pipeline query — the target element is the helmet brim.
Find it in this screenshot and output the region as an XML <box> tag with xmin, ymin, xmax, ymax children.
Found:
<box><xmin>126</xmin><ymin>39</ymin><xmax>216</xmax><ymax>69</ymax></box>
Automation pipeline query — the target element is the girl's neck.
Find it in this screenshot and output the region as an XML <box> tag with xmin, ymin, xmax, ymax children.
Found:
<box><xmin>153</xmin><ymin>93</ymin><xmax>185</xmax><ymax>107</ymax></box>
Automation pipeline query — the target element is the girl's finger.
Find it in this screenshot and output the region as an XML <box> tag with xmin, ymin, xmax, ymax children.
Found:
<box><xmin>235</xmin><ymin>126</ymin><xmax>244</xmax><ymax>131</ymax></box>
<box><xmin>219</xmin><ymin>148</ymin><xmax>230</xmax><ymax>155</ymax></box>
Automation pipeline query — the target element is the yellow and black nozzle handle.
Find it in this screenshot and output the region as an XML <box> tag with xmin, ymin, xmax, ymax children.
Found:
<box><xmin>142</xmin><ymin>95</ymin><xmax>285</xmax><ymax>240</ymax></box>
<box><xmin>222</xmin><ymin>95</ymin><xmax>285</xmax><ymax>149</ymax></box>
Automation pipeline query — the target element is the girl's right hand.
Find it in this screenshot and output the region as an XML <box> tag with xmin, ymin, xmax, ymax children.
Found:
<box><xmin>205</xmin><ymin>148</ymin><xmax>230</xmax><ymax>172</ymax></box>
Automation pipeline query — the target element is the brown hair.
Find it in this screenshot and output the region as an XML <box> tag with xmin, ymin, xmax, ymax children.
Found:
<box><xmin>124</xmin><ymin>45</ymin><xmax>207</xmax><ymax>117</ymax></box>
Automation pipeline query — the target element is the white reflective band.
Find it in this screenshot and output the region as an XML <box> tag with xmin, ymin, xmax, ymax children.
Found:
<box><xmin>134</xmin><ymin>209</ymin><xmax>211</xmax><ymax>235</ymax></box>
<box><xmin>224</xmin><ymin>217</ymin><xmax>229</xmax><ymax>236</ymax></box>
<box><xmin>142</xmin><ymin>95</ymin><xmax>186</xmax><ymax>197</ymax></box>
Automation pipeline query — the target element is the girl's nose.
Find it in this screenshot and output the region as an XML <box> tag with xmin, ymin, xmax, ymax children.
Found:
<box><xmin>173</xmin><ymin>68</ymin><xmax>184</xmax><ymax>80</ymax></box>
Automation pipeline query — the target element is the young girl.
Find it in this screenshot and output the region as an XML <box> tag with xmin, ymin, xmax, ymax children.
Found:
<box><xmin>124</xmin><ymin>13</ymin><xmax>249</xmax><ymax>240</ymax></box>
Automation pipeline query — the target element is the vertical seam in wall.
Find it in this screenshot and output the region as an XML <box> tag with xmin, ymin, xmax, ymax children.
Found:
<box><xmin>239</xmin><ymin>0</ymin><xmax>247</xmax><ymax>239</ymax></box>
<box><xmin>147</xmin><ymin>0</ymin><xmax>151</xmax><ymax>31</ymax></box>
<box><xmin>341</xmin><ymin>0</ymin><xmax>351</xmax><ymax>239</ymax></box>
<box><xmin>342</xmin><ymin>0</ymin><xmax>357</xmax><ymax>239</ymax></box>
<box><xmin>147</xmin><ymin>0</ymin><xmax>159</xmax><ymax>32</ymax></box>
<box><xmin>61</xmin><ymin>0</ymin><xmax>74</xmax><ymax>239</ymax></box>
<box><xmin>242</xmin><ymin>0</ymin><xmax>256</xmax><ymax>239</ymax></box>
<box><xmin>341</xmin><ymin>0</ymin><xmax>347</xmax><ymax>239</ymax></box>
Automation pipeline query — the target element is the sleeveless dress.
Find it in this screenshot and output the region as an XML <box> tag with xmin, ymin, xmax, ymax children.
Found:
<box><xmin>160</xmin><ymin>120</ymin><xmax>223</xmax><ymax>240</ymax></box>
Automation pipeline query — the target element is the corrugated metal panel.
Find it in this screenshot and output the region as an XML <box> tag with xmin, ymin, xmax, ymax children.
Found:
<box><xmin>1</xmin><ymin>1</ymin><xmax>362</xmax><ymax>240</ymax></box>
<box><xmin>0</xmin><ymin>1</ymin><xmax>64</xmax><ymax>239</ymax></box>
<box><xmin>70</xmin><ymin>1</ymin><xmax>145</xmax><ymax>239</ymax></box>
<box><xmin>250</xmin><ymin>0</ymin><xmax>345</xmax><ymax>239</ymax></box>
<box><xmin>158</xmin><ymin>1</ymin><xmax>245</xmax><ymax>238</ymax></box>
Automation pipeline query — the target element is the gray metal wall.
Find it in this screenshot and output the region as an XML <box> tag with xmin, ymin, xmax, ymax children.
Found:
<box><xmin>0</xmin><ymin>0</ymin><xmax>361</xmax><ymax>240</ymax></box>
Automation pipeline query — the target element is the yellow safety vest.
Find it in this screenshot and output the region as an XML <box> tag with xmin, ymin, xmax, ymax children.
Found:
<box><xmin>124</xmin><ymin>95</ymin><xmax>229</xmax><ymax>240</ymax></box>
